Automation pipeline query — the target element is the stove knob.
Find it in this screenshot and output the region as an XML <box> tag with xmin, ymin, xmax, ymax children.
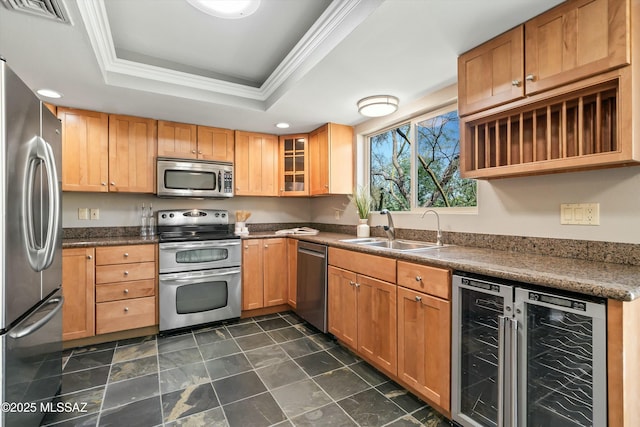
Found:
<box><xmin>161</xmin><ymin>214</ymin><xmax>167</xmax><ymax>219</ymax></box>
<box><xmin>215</xmin><ymin>213</ymin><xmax>220</xmax><ymax>217</ymax></box>
<box><xmin>169</xmin><ymin>213</ymin><xmax>174</xmax><ymax>218</ymax></box>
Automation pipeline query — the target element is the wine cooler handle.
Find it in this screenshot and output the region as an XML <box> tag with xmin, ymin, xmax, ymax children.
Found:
<box><xmin>510</xmin><ymin>318</ymin><xmax>519</xmax><ymax>427</ymax></box>
<box><xmin>497</xmin><ymin>316</ymin><xmax>508</xmax><ymax>427</ymax></box>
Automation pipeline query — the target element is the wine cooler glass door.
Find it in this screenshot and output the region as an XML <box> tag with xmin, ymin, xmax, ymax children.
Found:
<box><xmin>515</xmin><ymin>288</ymin><xmax>607</xmax><ymax>427</ymax></box>
<box><xmin>452</xmin><ymin>275</ymin><xmax>513</xmax><ymax>427</ymax></box>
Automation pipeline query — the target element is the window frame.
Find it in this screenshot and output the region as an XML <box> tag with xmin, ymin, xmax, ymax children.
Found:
<box><xmin>364</xmin><ymin>102</ymin><xmax>477</xmax><ymax>214</ymax></box>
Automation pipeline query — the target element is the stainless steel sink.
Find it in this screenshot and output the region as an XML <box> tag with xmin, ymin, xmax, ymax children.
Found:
<box><xmin>340</xmin><ymin>237</ymin><xmax>446</xmax><ymax>252</ymax></box>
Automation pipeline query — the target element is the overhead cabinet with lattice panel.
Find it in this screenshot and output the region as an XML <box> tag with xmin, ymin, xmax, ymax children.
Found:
<box><xmin>457</xmin><ymin>0</ymin><xmax>639</xmax><ymax>179</ymax></box>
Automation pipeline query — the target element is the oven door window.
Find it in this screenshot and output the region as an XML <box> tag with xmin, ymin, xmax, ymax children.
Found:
<box><xmin>176</xmin><ymin>281</ymin><xmax>228</xmax><ymax>314</ymax></box>
<box><xmin>175</xmin><ymin>248</ymin><xmax>229</xmax><ymax>264</ymax></box>
<box><xmin>164</xmin><ymin>170</ymin><xmax>216</xmax><ymax>190</ymax></box>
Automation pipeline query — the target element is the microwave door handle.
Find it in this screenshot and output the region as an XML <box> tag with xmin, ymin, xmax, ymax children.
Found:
<box><xmin>218</xmin><ymin>171</ymin><xmax>222</xmax><ymax>193</ymax></box>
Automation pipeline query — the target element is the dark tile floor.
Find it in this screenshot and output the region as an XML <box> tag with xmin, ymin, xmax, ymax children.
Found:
<box><xmin>43</xmin><ymin>312</ymin><xmax>451</xmax><ymax>427</ymax></box>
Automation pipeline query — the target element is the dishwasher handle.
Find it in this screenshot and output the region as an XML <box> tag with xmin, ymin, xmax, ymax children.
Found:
<box><xmin>298</xmin><ymin>247</ymin><xmax>326</xmax><ymax>257</ymax></box>
<box><xmin>297</xmin><ymin>241</ymin><xmax>327</xmax><ymax>257</ymax></box>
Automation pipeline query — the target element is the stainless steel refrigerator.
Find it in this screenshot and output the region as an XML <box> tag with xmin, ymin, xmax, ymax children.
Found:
<box><xmin>452</xmin><ymin>272</ymin><xmax>607</xmax><ymax>427</ymax></box>
<box><xmin>0</xmin><ymin>59</ymin><xmax>63</xmax><ymax>427</ymax></box>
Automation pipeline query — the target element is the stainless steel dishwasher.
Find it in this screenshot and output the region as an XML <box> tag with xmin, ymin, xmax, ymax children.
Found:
<box><xmin>296</xmin><ymin>241</ymin><xmax>328</xmax><ymax>332</ymax></box>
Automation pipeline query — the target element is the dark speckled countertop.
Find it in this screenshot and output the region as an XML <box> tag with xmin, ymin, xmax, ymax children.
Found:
<box><xmin>64</xmin><ymin>231</ymin><xmax>640</xmax><ymax>301</ymax></box>
<box><xmin>244</xmin><ymin>231</ymin><xmax>640</xmax><ymax>302</ymax></box>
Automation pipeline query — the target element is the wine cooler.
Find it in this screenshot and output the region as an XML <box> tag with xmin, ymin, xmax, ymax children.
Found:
<box><xmin>451</xmin><ymin>273</ymin><xmax>607</xmax><ymax>427</ymax></box>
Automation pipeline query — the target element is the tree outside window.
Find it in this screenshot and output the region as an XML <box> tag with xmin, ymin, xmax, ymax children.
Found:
<box><xmin>369</xmin><ymin>109</ymin><xmax>476</xmax><ymax>211</ymax></box>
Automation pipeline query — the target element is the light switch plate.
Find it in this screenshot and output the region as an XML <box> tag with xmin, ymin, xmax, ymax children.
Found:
<box><xmin>90</xmin><ymin>208</ymin><xmax>100</xmax><ymax>220</ymax></box>
<box><xmin>560</xmin><ymin>203</ymin><xmax>599</xmax><ymax>225</ymax></box>
<box><xmin>78</xmin><ymin>208</ymin><xmax>89</xmax><ymax>220</ymax></box>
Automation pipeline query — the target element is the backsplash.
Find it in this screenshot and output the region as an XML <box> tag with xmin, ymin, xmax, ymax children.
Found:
<box><xmin>64</xmin><ymin>223</ymin><xmax>640</xmax><ymax>266</ymax></box>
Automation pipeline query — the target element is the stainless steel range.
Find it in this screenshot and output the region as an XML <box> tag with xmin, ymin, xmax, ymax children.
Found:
<box><xmin>158</xmin><ymin>209</ymin><xmax>241</xmax><ymax>332</ymax></box>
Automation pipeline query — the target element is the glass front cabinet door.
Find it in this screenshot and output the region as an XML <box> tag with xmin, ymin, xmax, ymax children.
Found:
<box><xmin>279</xmin><ymin>134</ymin><xmax>309</xmax><ymax>196</ymax></box>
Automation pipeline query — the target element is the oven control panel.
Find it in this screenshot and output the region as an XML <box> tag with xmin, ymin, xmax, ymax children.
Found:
<box><xmin>157</xmin><ymin>209</ymin><xmax>229</xmax><ymax>226</ymax></box>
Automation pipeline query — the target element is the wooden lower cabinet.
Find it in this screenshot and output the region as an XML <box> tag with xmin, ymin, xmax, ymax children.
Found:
<box><xmin>397</xmin><ymin>286</ymin><xmax>451</xmax><ymax>413</ymax></box>
<box><xmin>94</xmin><ymin>244</ymin><xmax>157</xmax><ymax>334</ymax></box>
<box><xmin>327</xmin><ymin>264</ymin><xmax>397</xmax><ymax>377</ymax></box>
<box><xmin>62</xmin><ymin>248</ymin><xmax>96</xmax><ymax>341</ymax></box>
<box><xmin>242</xmin><ymin>238</ymin><xmax>288</xmax><ymax>310</ymax></box>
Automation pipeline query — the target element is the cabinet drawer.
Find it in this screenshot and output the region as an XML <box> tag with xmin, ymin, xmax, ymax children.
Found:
<box><xmin>329</xmin><ymin>247</ymin><xmax>396</xmax><ymax>283</ymax></box>
<box><xmin>96</xmin><ymin>297</ymin><xmax>156</xmax><ymax>334</ymax></box>
<box><xmin>397</xmin><ymin>261</ymin><xmax>451</xmax><ymax>300</ymax></box>
<box><xmin>96</xmin><ymin>244</ymin><xmax>155</xmax><ymax>265</ymax></box>
<box><xmin>96</xmin><ymin>279</ymin><xmax>155</xmax><ymax>303</ymax></box>
<box><xmin>96</xmin><ymin>262</ymin><xmax>155</xmax><ymax>284</ymax></box>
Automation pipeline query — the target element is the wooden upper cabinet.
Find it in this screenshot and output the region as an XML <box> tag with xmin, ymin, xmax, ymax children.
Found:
<box><xmin>157</xmin><ymin>120</ymin><xmax>197</xmax><ymax>159</ymax></box>
<box><xmin>108</xmin><ymin>114</ymin><xmax>157</xmax><ymax>193</ymax></box>
<box><xmin>309</xmin><ymin>123</ymin><xmax>354</xmax><ymax>195</ymax></box>
<box><xmin>524</xmin><ymin>0</ymin><xmax>630</xmax><ymax>95</ymax></box>
<box><xmin>234</xmin><ymin>131</ymin><xmax>278</xmax><ymax>196</ymax></box>
<box><xmin>279</xmin><ymin>134</ymin><xmax>309</xmax><ymax>196</ymax></box>
<box><xmin>458</xmin><ymin>26</ymin><xmax>525</xmax><ymax>117</ymax></box>
<box><xmin>57</xmin><ymin>107</ymin><xmax>109</xmax><ymax>192</ymax></box>
<box><xmin>197</xmin><ymin>126</ymin><xmax>234</xmax><ymax>162</ymax></box>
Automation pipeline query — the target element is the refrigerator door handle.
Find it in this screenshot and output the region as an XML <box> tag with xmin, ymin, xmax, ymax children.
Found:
<box><xmin>21</xmin><ymin>136</ymin><xmax>60</xmax><ymax>272</ymax></box>
<box><xmin>39</xmin><ymin>137</ymin><xmax>61</xmax><ymax>270</ymax></box>
<box><xmin>497</xmin><ymin>315</ymin><xmax>508</xmax><ymax>427</ymax></box>
<box><xmin>9</xmin><ymin>296</ymin><xmax>64</xmax><ymax>339</ymax></box>
<box><xmin>510</xmin><ymin>317</ymin><xmax>518</xmax><ymax>427</ymax></box>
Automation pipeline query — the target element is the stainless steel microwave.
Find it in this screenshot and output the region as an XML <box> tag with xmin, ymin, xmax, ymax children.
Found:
<box><xmin>157</xmin><ymin>157</ymin><xmax>234</xmax><ymax>198</ymax></box>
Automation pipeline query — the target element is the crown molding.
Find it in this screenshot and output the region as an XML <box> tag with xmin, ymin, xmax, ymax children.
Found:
<box><xmin>76</xmin><ymin>0</ymin><xmax>383</xmax><ymax>111</ymax></box>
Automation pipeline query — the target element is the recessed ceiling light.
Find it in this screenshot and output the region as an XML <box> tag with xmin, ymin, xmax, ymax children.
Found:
<box><xmin>186</xmin><ymin>0</ymin><xmax>261</xmax><ymax>19</ymax></box>
<box><xmin>357</xmin><ymin>95</ymin><xmax>399</xmax><ymax>117</ymax></box>
<box><xmin>275</xmin><ymin>122</ymin><xmax>290</xmax><ymax>129</ymax></box>
<box><xmin>36</xmin><ymin>89</ymin><xmax>63</xmax><ymax>99</ymax></box>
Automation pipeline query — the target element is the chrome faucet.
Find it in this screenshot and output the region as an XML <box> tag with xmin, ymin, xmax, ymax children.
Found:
<box><xmin>380</xmin><ymin>209</ymin><xmax>395</xmax><ymax>241</ymax></box>
<box><xmin>421</xmin><ymin>209</ymin><xmax>443</xmax><ymax>246</ymax></box>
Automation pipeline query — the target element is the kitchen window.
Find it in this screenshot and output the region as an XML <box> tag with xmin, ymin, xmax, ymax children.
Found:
<box><xmin>369</xmin><ymin>107</ymin><xmax>477</xmax><ymax>211</ymax></box>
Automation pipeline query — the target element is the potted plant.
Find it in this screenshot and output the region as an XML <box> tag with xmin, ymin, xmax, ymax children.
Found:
<box><xmin>349</xmin><ymin>185</ymin><xmax>373</xmax><ymax>237</ymax></box>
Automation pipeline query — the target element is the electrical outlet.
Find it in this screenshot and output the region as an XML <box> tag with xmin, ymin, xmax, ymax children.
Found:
<box><xmin>334</xmin><ymin>210</ymin><xmax>341</xmax><ymax>220</ymax></box>
<box><xmin>560</xmin><ymin>203</ymin><xmax>599</xmax><ymax>225</ymax></box>
<box><xmin>78</xmin><ymin>208</ymin><xmax>89</xmax><ymax>220</ymax></box>
<box><xmin>90</xmin><ymin>208</ymin><xmax>100</xmax><ymax>220</ymax></box>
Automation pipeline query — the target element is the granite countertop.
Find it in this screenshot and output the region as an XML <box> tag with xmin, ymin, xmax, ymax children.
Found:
<box><xmin>63</xmin><ymin>231</ymin><xmax>640</xmax><ymax>301</ymax></box>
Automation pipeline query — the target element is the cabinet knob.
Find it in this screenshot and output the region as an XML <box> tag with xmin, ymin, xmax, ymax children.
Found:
<box><xmin>87</xmin><ymin>255</ymin><xmax>92</xmax><ymax>260</ymax></box>
<box><xmin>101</xmin><ymin>182</ymin><xmax>106</xmax><ymax>186</ymax></box>
<box><xmin>415</xmin><ymin>296</ymin><xmax>422</xmax><ymax>302</ymax></box>
<box><xmin>110</xmin><ymin>181</ymin><xmax>116</xmax><ymax>186</ymax></box>
<box><xmin>525</xmin><ymin>74</ymin><xmax>535</xmax><ymax>82</ymax></box>
<box><xmin>324</xmin><ymin>184</ymin><xmax>329</xmax><ymax>188</ymax></box>
<box><xmin>123</xmin><ymin>271</ymin><xmax>129</xmax><ymax>276</ymax></box>
<box><xmin>124</xmin><ymin>289</ymin><xmax>129</xmax><ymax>294</ymax></box>
<box><xmin>244</xmin><ymin>245</ymin><xmax>249</xmax><ymax>249</ymax></box>
<box><xmin>191</xmin><ymin>150</ymin><xmax>196</xmax><ymax>154</ymax></box>
<box><xmin>124</xmin><ymin>253</ymin><xmax>129</xmax><ymax>257</ymax></box>
<box><xmin>349</xmin><ymin>281</ymin><xmax>355</xmax><ymax>286</ymax></box>
<box><xmin>198</xmin><ymin>151</ymin><xmax>202</xmax><ymax>154</ymax></box>
<box><xmin>355</xmin><ymin>283</ymin><xmax>360</xmax><ymax>288</ymax></box>
<box><xmin>415</xmin><ymin>276</ymin><xmax>422</xmax><ymax>282</ymax></box>
<box><xmin>124</xmin><ymin>307</ymin><xmax>129</xmax><ymax>312</ymax></box>
<box><xmin>511</xmin><ymin>79</ymin><xmax>521</xmax><ymax>87</ymax></box>
<box><xmin>264</xmin><ymin>244</ymin><xmax>268</xmax><ymax>248</ymax></box>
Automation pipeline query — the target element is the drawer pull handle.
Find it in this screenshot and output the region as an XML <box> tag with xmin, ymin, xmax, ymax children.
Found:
<box><xmin>415</xmin><ymin>276</ymin><xmax>422</xmax><ymax>282</ymax></box>
<box><xmin>124</xmin><ymin>307</ymin><xmax>129</xmax><ymax>312</ymax></box>
<box><xmin>124</xmin><ymin>253</ymin><xmax>129</xmax><ymax>257</ymax></box>
<box><xmin>124</xmin><ymin>271</ymin><xmax>129</xmax><ymax>276</ymax></box>
<box><xmin>415</xmin><ymin>296</ymin><xmax>422</xmax><ymax>302</ymax></box>
<box><xmin>124</xmin><ymin>289</ymin><xmax>129</xmax><ymax>294</ymax></box>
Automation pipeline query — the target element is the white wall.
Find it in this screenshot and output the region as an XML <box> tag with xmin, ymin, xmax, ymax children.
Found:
<box><xmin>63</xmin><ymin>192</ymin><xmax>312</xmax><ymax>228</ymax></box>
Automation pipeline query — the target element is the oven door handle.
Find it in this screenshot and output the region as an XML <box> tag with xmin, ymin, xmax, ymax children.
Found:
<box><xmin>160</xmin><ymin>269</ymin><xmax>241</xmax><ymax>282</ymax></box>
<box><xmin>160</xmin><ymin>241</ymin><xmax>241</xmax><ymax>250</ymax></box>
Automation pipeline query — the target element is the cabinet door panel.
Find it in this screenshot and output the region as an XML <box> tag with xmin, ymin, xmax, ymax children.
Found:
<box><xmin>242</xmin><ymin>239</ymin><xmax>263</xmax><ymax>310</ymax></box>
<box><xmin>62</xmin><ymin>248</ymin><xmax>95</xmax><ymax>340</ymax></box>
<box><xmin>57</xmin><ymin>108</ymin><xmax>109</xmax><ymax>192</ymax></box>
<box><xmin>328</xmin><ymin>266</ymin><xmax>357</xmax><ymax>350</ymax></box>
<box><xmin>263</xmin><ymin>238</ymin><xmax>288</xmax><ymax>306</ymax></box>
<box><xmin>108</xmin><ymin>115</ymin><xmax>157</xmax><ymax>193</ymax></box>
<box><xmin>235</xmin><ymin>131</ymin><xmax>278</xmax><ymax>196</ymax></box>
<box><xmin>158</xmin><ymin>120</ymin><xmax>197</xmax><ymax>159</ymax></box>
<box><xmin>357</xmin><ymin>274</ymin><xmax>397</xmax><ymax>376</ymax></box>
<box><xmin>309</xmin><ymin>125</ymin><xmax>329</xmax><ymax>195</ymax></box>
<box><xmin>397</xmin><ymin>287</ymin><xmax>451</xmax><ymax>411</ymax></box>
<box><xmin>525</xmin><ymin>0</ymin><xmax>629</xmax><ymax>95</ymax></box>
<box><xmin>197</xmin><ymin>126</ymin><xmax>234</xmax><ymax>162</ymax></box>
<box><xmin>458</xmin><ymin>26</ymin><xmax>524</xmax><ymax>116</ymax></box>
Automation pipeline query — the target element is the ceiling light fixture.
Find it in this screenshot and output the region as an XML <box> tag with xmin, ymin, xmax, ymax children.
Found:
<box><xmin>186</xmin><ymin>0</ymin><xmax>261</xmax><ymax>19</ymax></box>
<box><xmin>36</xmin><ymin>88</ymin><xmax>63</xmax><ymax>99</ymax></box>
<box><xmin>357</xmin><ymin>95</ymin><xmax>399</xmax><ymax>117</ymax></box>
<box><xmin>275</xmin><ymin>122</ymin><xmax>290</xmax><ymax>129</ymax></box>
